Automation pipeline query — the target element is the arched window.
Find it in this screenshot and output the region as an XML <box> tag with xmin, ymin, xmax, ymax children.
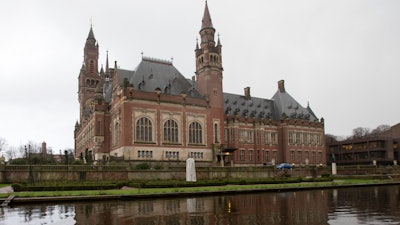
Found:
<box><xmin>163</xmin><ymin>119</ymin><xmax>179</xmax><ymax>143</ymax></box>
<box><xmin>189</xmin><ymin>121</ymin><xmax>202</xmax><ymax>144</ymax></box>
<box><xmin>136</xmin><ymin>117</ymin><xmax>152</xmax><ymax>142</ymax></box>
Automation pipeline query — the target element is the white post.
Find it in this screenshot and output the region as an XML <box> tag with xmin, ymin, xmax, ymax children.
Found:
<box><xmin>331</xmin><ymin>162</ymin><xmax>337</xmax><ymax>175</ymax></box>
<box><xmin>186</xmin><ymin>158</ymin><xmax>197</xmax><ymax>182</ymax></box>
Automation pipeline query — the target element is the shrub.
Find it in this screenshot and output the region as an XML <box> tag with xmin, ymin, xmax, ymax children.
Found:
<box><xmin>154</xmin><ymin>163</ymin><xmax>163</xmax><ymax>170</ymax></box>
<box><xmin>11</xmin><ymin>183</ymin><xmax>25</xmax><ymax>192</ymax></box>
<box><xmin>134</xmin><ymin>163</ymin><xmax>150</xmax><ymax>170</ymax></box>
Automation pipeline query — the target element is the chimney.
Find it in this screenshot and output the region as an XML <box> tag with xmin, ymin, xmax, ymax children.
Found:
<box><xmin>244</xmin><ymin>87</ymin><xmax>251</xmax><ymax>99</ymax></box>
<box><xmin>278</xmin><ymin>80</ymin><xmax>285</xmax><ymax>93</ymax></box>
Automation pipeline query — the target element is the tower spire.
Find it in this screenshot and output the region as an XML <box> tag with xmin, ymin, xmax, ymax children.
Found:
<box><xmin>201</xmin><ymin>1</ymin><xmax>213</xmax><ymax>30</ymax></box>
<box><xmin>106</xmin><ymin>50</ymin><xmax>109</xmax><ymax>72</ymax></box>
<box><xmin>87</xmin><ymin>25</ymin><xmax>95</xmax><ymax>41</ymax></box>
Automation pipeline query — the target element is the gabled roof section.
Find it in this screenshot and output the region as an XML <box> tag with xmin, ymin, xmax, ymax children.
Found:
<box><xmin>272</xmin><ymin>80</ymin><xmax>318</xmax><ymax>121</ymax></box>
<box><xmin>126</xmin><ymin>57</ymin><xmax>202</xmax><ymax>98</ymax></box>
<box><xmin>223</xmin><ymin>93</ymin><xmax>276</xmax><ymax>119</ymax></box>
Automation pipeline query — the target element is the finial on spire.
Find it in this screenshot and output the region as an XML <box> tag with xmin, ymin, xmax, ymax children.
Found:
<box><xmin>87</xmin><ymin>20</ymin><xmax>96</xmax><ymax>41</ymax></box>
<box><xmin>106</xmin><ymin>50</ymin><xmax>109</xmax><ymax>72</ymax></box>
<box><xmin>217</xmin><ymin>33</ymin><xmax>221</xmax><ymax>46</ymax></box>
<box><xmin>196</xmin><ymin>37</ymin><xmax>199</xmax><ymax>49</ymax></box>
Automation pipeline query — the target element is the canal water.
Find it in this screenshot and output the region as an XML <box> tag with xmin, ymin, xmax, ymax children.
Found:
<box><xmin>0</xmin><ymin>185</ymin><xmax>399</xmax><ymax>225</ymax></box>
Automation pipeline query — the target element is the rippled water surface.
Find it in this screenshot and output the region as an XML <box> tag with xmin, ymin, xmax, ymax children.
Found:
<box><xmin>1</xmin><ymin>185</ymin><xmax>399</xmax><ymax>225</ymax></box>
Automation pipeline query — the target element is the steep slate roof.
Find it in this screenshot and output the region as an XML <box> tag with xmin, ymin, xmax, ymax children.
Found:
<box><xmin>223</xmin><ymin>93</ymin><xmax>276</xmax><ymax>119</ymax></box>
<box><xmin>271</xmin><ymin>81</ymin><xmax>318</xmax><ymax>121</ymax></box>
<box><xmin>129</xmin><ymin>57</ymin><xmax>202</xmax><ymax>97</ymax></box>
<box><xmin>223</xmin><ymin>81</ymin><xmax>319</xmax><ymax>122</ymax></box>
<box><xmin>103</xmin><ymin>57</ymin><xmax>202</xmax><ymax>102</ymax></box>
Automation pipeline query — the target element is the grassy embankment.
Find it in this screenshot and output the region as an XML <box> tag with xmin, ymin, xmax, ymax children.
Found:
<box><xmin>0</xmin><ymin>178</ymin><xmax>394</xmax><ymax>198</ymax></box>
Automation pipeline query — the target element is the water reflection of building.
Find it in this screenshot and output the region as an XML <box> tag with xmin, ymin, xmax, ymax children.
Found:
<box><xmin>74</xmin><ymin>190</ymin><xmax>329</xmax><ymax>225</ymax></box>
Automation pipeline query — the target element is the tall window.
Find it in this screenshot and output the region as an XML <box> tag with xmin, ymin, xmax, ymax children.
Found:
<box><xmin>288</xmin><ymin>132</ymin><xmax>294</xmax><ymax>144</ymax></box>
<box><xmin>312</xmin><ymin>151</ymin><xmax>316</xmax><ymax>163</ymax></box>
<box><xmin>214</xmin><ymin>123</ymin><xmax>219</xmax><ymax>143</ymax></box>
<box><xmin>163</xmin><ymin>119</ymin><xmax>178</xmax><ymax>143</ymax></box>
<box><xmin>271</xmin><ymin>132</ymin><xmax>277</xmax><ymax>145</ymax></box>
<box><xmin>189</xmin><ymin>122</ymin><xmax>202</xmax><ymax>144</ymax></box>
<box><xmin>265</xmin><ymin>151</ymin><xmax>270</xmax><ymax>161</ymax></box>
<box><xmin>264</xmin><ymin>132</ymin><xmax>270</xmax><ymax>144</ymax></box>
<box><xmin>303</xmin><ymin>133</ymin><xmax>309</xmax><ymax>145</ymax></box>
<box><xmin>240</xmin><ymin>150</ymin><xmax>245</xmax><ymax>161</ymax></box>
<box><xmin>249</xmin><ymin>150</ymin><xmax>253</xmax><ymax>161</ymax></box>
<box><xmin>297</xmin><ymin>151</ymin><xmax>302</xmax><ymax>162</ymax></box>
<box><xmin>136</xmin><ymin>117</ymin><xmax>152</xmax><ymax>142</ymax></box>
<box><xmin>295</xmin><ymin>133</ymin><xmax>301</xmax><ymax>144</ymax></box>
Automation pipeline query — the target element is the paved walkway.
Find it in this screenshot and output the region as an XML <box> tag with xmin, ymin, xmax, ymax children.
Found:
<box><xmin>0</xmin><ymin>186</ymin><xmax>13</xmax><ymax>193</ymax></box>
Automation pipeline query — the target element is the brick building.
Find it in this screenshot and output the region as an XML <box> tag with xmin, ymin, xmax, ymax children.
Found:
<box><xmin>74</xmin><ymin>2</ymin><xmax>326</xmax><ymax>166</ymax></box>
<box><xmin>327</xmin><ymin>123</ymin><xmax>400</xmax><ymax>165</ymax></box>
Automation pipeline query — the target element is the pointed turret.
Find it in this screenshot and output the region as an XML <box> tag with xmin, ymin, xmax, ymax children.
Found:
<box><xmin>83</xmin><ymin>25</ymin><xmax>99</xmax><ymax>76</ymax></box>
<box><xmin>85</xmin><ymin>26</ymin><xmax>97</xmax><ymax>47</ymax></box>
<box><xmin>105</xmin><ymin>50</ymin><xmax>109</xmax><ymax>73</ymax></box>
<box><xmin>201</xmin><ymin>1</ymin><xmax>214</xmax><ymax>30</ymax></box>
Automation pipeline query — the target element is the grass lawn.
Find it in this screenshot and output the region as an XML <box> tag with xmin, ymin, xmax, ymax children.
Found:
<box><xmin>0</xmin><ymin>178</ymin><xmax>391</xmax><ymax>198</ymax></box>
<box><xmin>0</xmin><ymin>184</ymin><xmax>11</xmax><ymax>188</ymax></box>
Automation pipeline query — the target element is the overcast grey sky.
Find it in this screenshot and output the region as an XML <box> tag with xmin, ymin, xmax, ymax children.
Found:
<box><xmin>1</xmin><ymin>0</ymin><xmax>399</xmax><ymax>152</ymax></box>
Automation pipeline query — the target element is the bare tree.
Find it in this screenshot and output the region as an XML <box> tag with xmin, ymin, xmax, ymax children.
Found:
<box><xmin>352</xmin><ymin>127</ymin><xmax>371</xmax><ymax>138</ymax></box>
<box><xmin>0</xmin><ymin>137</ymin><xmax>6</xmax><ymax>152</ymax></box>
<box><xmin>371</xmin><ymin>124</ymin><xmax>391</xmax><ymax>136</ymax></box>
<box><xmin>5</xmin><ymin>146</ymin><xmax>18</xmax><ymax>160</ymax></box>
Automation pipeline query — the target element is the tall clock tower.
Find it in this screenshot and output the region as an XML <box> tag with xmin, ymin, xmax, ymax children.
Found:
<box><xmin>195</xmin><ymin>2</ymin><xmax>224</xmax><ymax>145</ymax></box>
<box><xmin>78</xmin><ymin>26</ymin><xmax>100</xmax><ymax>121</ymax></box>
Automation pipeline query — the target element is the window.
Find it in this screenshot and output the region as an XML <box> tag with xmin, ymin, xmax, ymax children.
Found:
<box><xmin>316</xmin><ymin>134</ymin><xmax>322</xmax><ymax>146</ymax></box>
<box><xmin>239</xmin><ymin>129</ymin><xmax>246</xmax><ymax>143</ymax></box>
<box><xmin>288</xmin><ymin>132</ymin><xmax>294</xmax><ymax>144</ymax></box>
<box><xmin>271</xmin><ymin>133</ymin><xmax>277</xmax><ymax>145</ymax></box>
<box><xmin>214</xmin><ymin>123</ymin><xmax>219</xmax><ymax>143</ymax></box>
<box><xmin>290</xmin><ymin>150</ymin><xmax>295</xmax><ymax>161</ymax></box>
<box><xmin>240</xmin><ymin>150</ymin><xmax>245</xmax><ymax>161</ymax></box>
<box><xmin>312</xmin><ymin>151</ymin><xmax>316</xmax><ymax>163</ymax></box>
<box><xmin>166</xmin><ymin>151</ymin><xmax>179</xmax><ymax>159</ymax></box>
<box><xmin>303</xmin><ymin>133</ymin><xmax>309</xmax><ymax>145</ymax></box>
<box><xmin>190</xmin><ymin>152</ymin><xmax>204</xmax><ymax>159</ymax></box>
<box><xmin>249</xmin><ymin>150</ymin><xmax>253</xmax><ymax>161</ymax></box>
<box><xmin>264</xmin><ymin>132</ymin><xmax>270</xmax><ymax>144</ymax></box>
<box><xmin>297</xmin><ymin>151</ymin><xmax>302</xmax><ymax>162</ymax></box>
<box><xmin>318</xmin><ymin>151</ymin><xmax>322</xmax><ymax>162</ymax></box>
<box><xmin>295</xmin><ymin>133</ymin><xmax>301</xmax><ymax>144</ymax></box>
<box><xmin>305</xmin><ymin>151</ymin><xmax>309</xmax><ymax>163</ymax></box>
<box><xmin>138</xmin><ymin>150</ymin><xmax>153</xmax><ymax>158</ymax></box>
<box><xmin>247</xmin><ymin>131</ymin><xmax>254</xmax><ymax>143</ymax></box>
<box><xmin>136</xmin><ymin>117</ymin><xmax>153</xmax><ymax>142</ymax></box>
<box><xmin>189</xmin><ymin>122</ymin><xmax>202</xmax><ymax>144</ymax></box>
<box><xmin>163</xmin><ymin>119</ymin><xmax>179</xmax><ymax>143</ymax></box>
<box><xmin>272</xmin><ymin>151</ymin><xmax>277</xmax><ymax>161</ymax></box>
<box><xmin>265</xmin><ymin>151</ymin><xmax>270</xmax><ymax>161</ymax></box>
